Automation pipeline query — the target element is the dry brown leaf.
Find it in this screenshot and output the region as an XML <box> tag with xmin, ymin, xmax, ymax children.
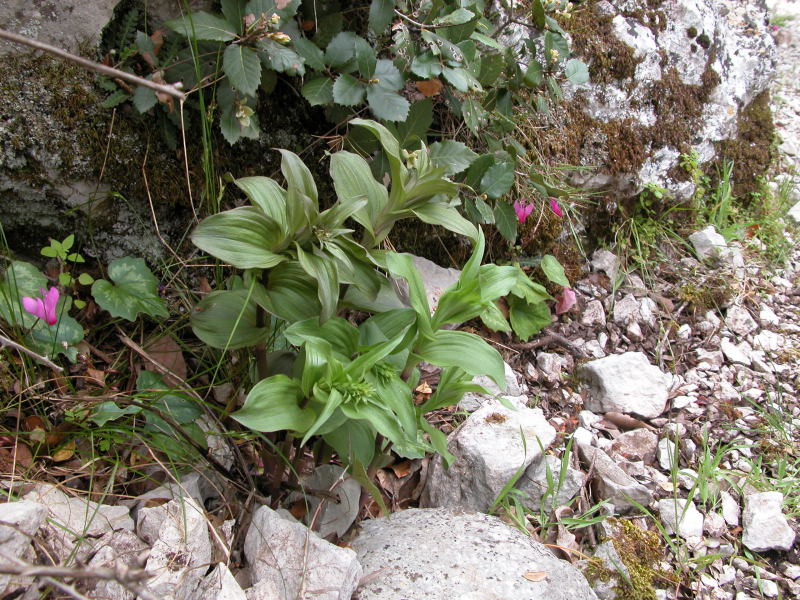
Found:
<box><xmin>414</xmin><ymin>382</ymin><xmax>432</xmax><ymax>395</ymax></box>
<box><xmin>415</xmin><ymin>79</ymin><xmax>443</xmax><ymax>97</ymax></box>
<box><xmin>144</xmin><ymin>335</ymin><xmax>187</xmax><ymax>385</ymax></box>
<box><xmin>603</xmin><ymin>411</ymin><xmax>655</xmax><ymax>431</ymax></box>
<box><xmin>301</xmin><ymin>20</ymin><xmax>316</xmax><ymax>31</ymax></box>
<box><xmin>523</xmin><ymin>571</ymin><xmax>548</xmax><ymax>582</ymax></box>
<box><xmin>390</xmin><ymin>460</ymin><xmax>412</xmax><ymax>478</ymax></box>
<box><xmin>85</xmin><ymin>367</ymin><xmax>106</xmax><ymax>386</ymax></box>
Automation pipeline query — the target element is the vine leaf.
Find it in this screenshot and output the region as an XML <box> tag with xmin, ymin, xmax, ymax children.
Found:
<box><xmin>91</xmin><ymin>257</ymin><xmax>169</xmax><ymax>321</ymax></box>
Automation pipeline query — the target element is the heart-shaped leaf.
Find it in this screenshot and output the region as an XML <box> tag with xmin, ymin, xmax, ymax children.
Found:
<box><xmin>91</xmin><ymin>257</ymin><xmax>169</xmax><ymax>321</ymax></box>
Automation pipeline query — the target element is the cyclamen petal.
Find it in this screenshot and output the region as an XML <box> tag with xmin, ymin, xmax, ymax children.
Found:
<box><xmin>513</xmin><ymin>200</ymin><xmax>534</xmax><ymax>223</ymax></box>
<box><xmin>549</xmin><ymin>197</ymin><xmax>564</xmax><ymax>218</ymax></box>
<box><xmin>21</xmin><ymin>287</ymin><xmax>60</xmax><ymax>326</ymax></box>
<box><xmin>555</xmin><ymin>288</ymin><xmax>576</xmax><ymax>315</ymax></box>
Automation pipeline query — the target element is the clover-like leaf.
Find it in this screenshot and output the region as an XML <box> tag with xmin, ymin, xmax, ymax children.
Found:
<box><xmin>91</xmin><ymin>257</ymin><xmax>169</xmax><ymax>321</ymax></box>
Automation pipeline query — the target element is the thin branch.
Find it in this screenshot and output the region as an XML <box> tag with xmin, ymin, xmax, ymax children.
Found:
<box><xmin>0</xmin><ymin>333</ymin><xmax>63</xmax><ymax>372</ymax></box>
<box><xmin>0</xmin><ymin>28</ymin><xmax>185</xmax><ymax>101</ymax></box>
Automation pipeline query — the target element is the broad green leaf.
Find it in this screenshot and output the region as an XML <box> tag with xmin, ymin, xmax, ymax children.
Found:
<box><xmin>434</xmin><ymin>7</ymin><xmax>475</xmax><ymax>25</ymax></box>
<box><xmin>302</xmin><ymin>77</ymin><xmax>334</xmax><ymax>105</ymax></box>
<box><xmin>100</xmin><ymin>90</ymin><xmax>129</xmax><ymax>108</ymax></box>
<box><xmin>544</xmin><ymin>31</ymin><xmax>570</xmax><ymax>66</ymax></box>
<box><xmin>541</xmin><ymin>254</ymin><xmax>570</xmax><ymax>286</ymax></box>
<box><xmin>246</xmin><ymin>0</ymin><xmax>301</xmax><ymax>19</ymax></box>
<box><xmin>326</xmin><ymin>31</ymin><xmax>359</xmax><ymax>68</ymax></box>
<box><xmin>323</xmin><ymin>420</ymin><xmax>375</xmax><ymax>467</ymax></box>
<box><xmin>333</xmin><ymin>73</ymin><xmax>367</xmax><ymax>106</ymax></box>
<box><xmin>284</xmin><ymin>317</ymin><xmax>359</xmax><ymax>357</ymax></box>
<box><xmin>373</xmin><ymin>59</ymin><xmax>404</xmax><ymax>91</ymax></box>
<box><xmin>420</xmin><ymin>418</ymin><xmax>455</xmax><ymax>467</ymax></box>
<box><xmin>132</xmin><ymin>84</ymin><xmax>157</xmax><ymax>113</ymax></box>
<box><xmin>0</xmin><ymin>261</ymin><xmax>47</xmax><ymax>326</ymax></box>
<box><xmin>429</xmin><ymin>140</ymin><xmax>478</xmax><ymax>176</ymax></box>
<box><xmin>350</xmin><ymin>118</ymin><xmax>407</xmax><ymax>188</ymax></box>
<box><xmin>464</xmin><ymin>153</ymin><xmax>494</xmax><ymax>189</ymax></box>
<box><xmin>470</xmin><ymin>32</ymin><xmax>505</xmax><ymax>51</ymax></box>
<box><xmin>494</xmin><ymin>200</ymin><xmax>518</xmax><ymax>243</ymax></box>
<box><xmin>301</xmin><ymin>387</ymin><xmax>346</xmax><ymax>445</ymax></box>
<box><xmin>27</xmin><ymin>313</ymin><xmax>84</xmax><ymax>362</ymax></box>
<box><xmin>421</xmin><ymin>30</ymin><xmax>462</xmax><ymax>62</ymax></box>
<box><xmin>329</xmin><ymin>151</ymin><xmax>388</xmax><ymax>234</ymax></box>
<box><xmin>369</xmin><ymin>0</ymin><xmax>395</xmax><ymax>34</ymax></box>
<box><xmin>412</xmin><ymin>203</ymin><xmax>478</xmax><ymax>241</ymax></box>
<box><xmin>385</xmin><ymin>252</ymin><xmax>431</xmax><ymax>329</ymax></box>
<box><xmin>509</xmin><ymin>295</ymin><xmax>552</xmax><ymax>341</ymax></box>
<box><xmin>396</xmin><ymin>99</ymin><xmax>433</xmax><ymax>150</ymax></box>
<box><xmin>191</xmin><ymin>289</ymin><xmax>269</xmax><ymax>349</ymax></box>
<box><xmin>355</xmin><ymin>37</ymin><xmax>377</xmax><ymax>78</ymax></box>
<box><xmin>255</xmin><ymin>261</ymin><xmax>322</xmax><ymax>322</ymax></box>
<box><xmin>472</xmin><ymin>196</ymin><xmax>495</xmax><ymax>223</ymax></box>
<box><xmin>411</xmin><ymin>52</ymin><xmax>442</xmax><ymax>78</ymax></box>
<box><xmin>565</xmin><ymin>58</ymin><xmax>590</xmax><ymax>85</ymax></box>
<box><xmin>480</xmin><ymin>301</ymin><xmax>512</xmax><ymax>332</ymax></box>
<box><xmin>91</xmin><ymin>257</ymin><xmax>168</xmax><ymax>321</ymax></box>
<box><xmin>366</xmin><ymin>87</ymin><xmax>410</xmax><ymax>122</ymax></box>
<box><xmin>415</xmin><ymin>330</ymin><xmax>505</xmax><ymax>389</ymax></box>
<box><xmin>293</xmin><ymin>38</ymin><xmax>326</xmax><ymax>71</ymax></box>
<box><xmin>232</xmin><ymin>375</ymin><xmax>316</xmax><ymax>433</ymax></box>
<box><xmin>279</xmin><ymin>149</ymin><xmax>318</xmax><ymax>205</ymax></box>
<box><xmin>420</xmin><ymin>365</ymin><xmax>487</xmax><ymax>412</ymax></box>
<box><xmin>90</xmin><ymin>402</ymin><xmax>141</xmax><ymax>426</ymax></box>
<box><xmin>234</xmin><ymin>176</ymin><xmax>289</xmax><ymax>234</ymax></box>
<box><xmin>166</xmin><ymin>12</ymin><xmax>237</xmax><ymax>41</ymax></box>
<box><xmin>341</xmin><ymin>400</ymin><xmax>408</xmax><ymax>450</ymax></box>
<box><xmin>137</xmin><ymin>371</ymin><xmax>201</xmax><ymax>425</ymax></box>
<box><xmin>478</xmin><ymin>53</ymin><xmax>505</xmax><ymax>86</ymax></box>
<box><xmin>191</xmin><ymin>207</ymin><xmax>287</xmax><ymax>269</ymax></box>
<box><xmin>531</xmin><ymin>0</ymin><xmax>546</xmax><ymax>28</ymax></box>
<box><xmin>359</xmin><ymin>308</ymin><xmax>416</xmax><ymax>346</ymax></box>
<box><xmin>260</xmin><ymin>41</ymin><xmax>305</xmax><ymax>75</ymax></box>
<box><xmin>295</xmin><ymin>246</ymin><xmax>339</xmax><ymax>322</ymax></box>
<box><xmin>224</xmin><ymin>44</ymin><xmax>262</xmax><ymax>96</ymax></box>
<box><xmin>480</xmin><ymin>162</ymin><xmax>515</xmax><ymax>199</ymax></box>
<box><xmin>462</xmin><ymin>97</ymin><xmax>488</xmax><ymax>134</ymax></box>
<box><xmin>221</xmin><ymin>0</ymin><xmax>246</xmax><ymax>31</ymax></box>
<box><xmin>442</xmin><ymin>67</ymin><xmax>470</xmax><ymax>92</ymax></box>
<box><xmin>219</xmin><ymin>101</ymin><xmax>261</xmax><ymax>144</ymax></box>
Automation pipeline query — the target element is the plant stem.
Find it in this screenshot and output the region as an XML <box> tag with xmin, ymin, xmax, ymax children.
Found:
<box><xmin>255</xmin><ymin>305</ymin><xmax>269</xmax><ymax>381</ymax></box>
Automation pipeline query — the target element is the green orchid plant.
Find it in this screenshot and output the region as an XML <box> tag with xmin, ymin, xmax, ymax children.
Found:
<box><xmin>189</xmin><ymin>119</ymin><xmax>565</xmax><ymax>493</ymax></box>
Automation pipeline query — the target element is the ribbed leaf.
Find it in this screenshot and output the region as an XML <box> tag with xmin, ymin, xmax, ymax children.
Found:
<box><xmin>295</xmin><ymin>246</ymin><xmax>339</xmax><ymax>322</ymax></box>
<box><xmin>234</xmin><ymin>176</ymin><xmax>289</xmax><ymax>234</ymax></box>
<box><xmin>190</xmin><ymin>289</ymin><xmax>269</xmax><ymax>349</ymax></box>
<box><xmin>415</xmin><ymin>330</ymin><xmax>505</xmax><ymax>389</ymax></box>
<box><xmin>224</xmin><ymin>44</ymin><xmax>262</xmax><ymax>96</ymax></box>
<box><xmin>302</xmin><ymin>77</ymin><xmax>334</xmax><ymax>105</ymax></box>
<box><xmin>329</xmin><ymin>151</ymin><xmax>388</xmax><ymax>234</ymax></box>
<box><xmin>231</xmin><ymin>375</ymin><xmax>315</xmax><ymax>433</ymax></box>
<box><xmin>191</xmin><ymin>207</ymin><xmax>286</xmax><ymax>269</ymax></box>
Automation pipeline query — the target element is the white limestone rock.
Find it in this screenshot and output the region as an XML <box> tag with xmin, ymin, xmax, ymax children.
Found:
<box><xmin>458</xmin><ymin>362</ymin><xmax>523</xmax><ymax>412</ymax></box>
<box><xmin>351</xmin><ymin>508</ymin><xmax>599</xmax><ymax>600</ymax></box>
<box><xmin>244</xmin><ymin>505</ymin><xmax>361</xmax><ymax>600</ymax></box>
<box><xmin>422</xmin><ymin>399</ymin><xmax>556</xmax><ymax>512</ymax></box>
<box><xmin>658</xmin><ymin>499</ymin><xmax>704</xmax><ymax>539</ymax></box>
<box><xmin>0</xmin><ymin>501</ymin><xmax>48</xmax><ymax>596</ymax></box>
<box><xmin>578</xmin><ymin>352</ymin><xmax>669</xmax><ymax>418</ymax></box>
<box><xmin>742</xmin><ymin>492</ymin><xmax>796</xmax><ymax>552</ymax></box>
<box><xmin>516</xmin><ymin>454</ymin><xmax>584</xmax><ymax>511</ymax></box>
<box><xmin>577</xmin><ymin>444</ymin><xmax>653</xmax><ymax>513</ymax></box>
<box><xmin>581</xmin><ymin>300</ymin><xmax>607</xmax><ymax>327</ymax></box>
<box><xmin>725</xmin><ymin>305</ymin><xmax>759</xmax><ymax>336</ymax></box>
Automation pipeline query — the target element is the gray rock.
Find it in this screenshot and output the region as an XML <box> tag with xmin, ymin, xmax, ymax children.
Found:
<box><xmin>696</xmin><ymin>348</ymin><xmax>724</xmax><ymax>369</ymax></box>
<box><xmin>298</xmin><ymin>464</ymin><xmax>361</xmax><ymax>540</ymax></box>
<box><xmin>609</xmin><ymin>428</ymin><xmax>659</xmax><ymax>464</ymax></box>
<box><xmin>742</xmin><ymin>492</ymin><xmax>796</xmax><ymax>552</ymax></box>
<box><xmin>725</xmin><ymin>305</ymin><xmax>758</xmax><ymax>336</ymax></box>
<box><xmin>516</xmin><ymin>455</ymin><xmax>584</xmax><ymax>512</ymax></box>
<box><xmin>577</xmin><ymin>444</ymin><xmax>653</xmax><ymax>512</ymax></box>
<box><xmin>536</xmin><ymin>352</ymin><xmax>568</xmax><ymax>385</ymax></box>
<box><xmin>458</xmin><ymin>362</ymin><xmax>523</xmax><ymax>412</ymax></box>
<box><xmin>0</xmin><ymin>500</ymin><xmax>48</xmax><ymax>596</ymax></box>
<box><xmin>591</xmin><ymin>249</ymin><xmax>620</xmax><ymax>282</ymax></box>
<box><xmin>720</xmin><ymin>338</ymin><xmax>752</xmax><ymax>366</ymax></box>
<box><xmin>244</xmin><ymin>580</ymin><xmax>282</xmax><ymax>600</ymax></box>
<box><xmin>704</xmin><ymin>511</ymin><xmax>728</xmax><ymax>538</ymax></box>
<box><xmin>144</xmin><ymin>496</ymin><xmax>212</xmax><ymax>599</ymax></box>
<box><xmin>588</xmin><ymin>540</ymin><xmax>631</xmax><ymax>600</ymax></box>
<box><xmin>578</xmin><ymin>352</ymin><xmax>669</xmax><ymax>419</ymax></box>
<box><xmin>658</xmin><ymin>499</ymin><xmax>704</xmax><ymax>539</ymax></box>
<box><xmin>23</xmin><ymin>483</ymin><xmax>133</xmax><ymax>561</ymax></box>
<box><xmin>689</xmin><ymin>226</ymin><xmax>729</xmax><ymax>261</ymax></box>
<box><xmin>423</xmin><ymin>399</ymin><xmax>556</xmax><ymax>511</ymax></box>
<box><xmin>657</xmin><ymin>438</ymin><xmax>678</xmax><ymax>471</ymax></box>
<box><xmin>581</xmin><ymin>300</ymin><xmax>607</xmax><ymax>327</ymax></box>
<box><xmin>85</xmin><ymin>530</ymin><xmax>149</xmax><ymax>600</ymax></box>
<box><xmin>193</xmin><ymin>564</ymin><xmax>248</xmax><ymax>600</ymax></box>
<box><xmin>244</xmin><ymin>505</ymin><xmax>361</xmax><ymax>600</ymax></box>
<box><xmin>613</xmin><ymin>294</ymin><xmax>640</xmax><ymax>326</ymax></box>
<box><xmin>351</xmin><ymin>508</ymin><xmax>599</xmax><ymax>600</ymax></box>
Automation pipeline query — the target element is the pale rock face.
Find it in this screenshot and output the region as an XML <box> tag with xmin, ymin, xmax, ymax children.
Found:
<box><xmin>742</xmin><ymin>492</ymin><xmax>796</xmax><ymax>552</ymax></box>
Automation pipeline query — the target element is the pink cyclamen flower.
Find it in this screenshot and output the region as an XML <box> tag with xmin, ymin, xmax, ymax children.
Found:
<box><xmin>554</xmin><ymin>287</ymin><xmax>576</xmax><ymax>315</ymax></box>
<box><xmin>22</xmin><ymin>287</ymin><xmax>60</xmax><ymax>326</ymax></box>
<box><xmin>549</xmin><ymin>197</ymin><xmax>564</xmax><ymax>218</ymax></box>
<box><xmin>513</xmin><ymin>200</ymin><xmax>534</xmax><ymax>223</ymax></box>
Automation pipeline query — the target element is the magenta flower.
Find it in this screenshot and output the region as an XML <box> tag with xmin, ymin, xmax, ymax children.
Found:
<box><xmin>22</xmin><ymin>287</ymin><xmax>60</xmax><ymax>326</ymax></box>
<box><xmin>513</xmin><ymin>200</ymin><xmax>534</xmax><ymax>223</ymax></box>
<box><xmin>549</xmin><ymin>197</ymin><xmax>563</xmax><ymax>218</ymax></box>
<box><xmin>554</xmin><ymin>287</ymin><xmax>576</xmax><ymax>315</ymax></box>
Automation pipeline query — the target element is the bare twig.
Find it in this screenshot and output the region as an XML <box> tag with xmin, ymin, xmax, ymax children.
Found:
<box><xmin>0</xmin><ymin>333</ymin><xmax>64</xmax><ymax>372</ymax></box>
<box><xmin>0</xmin><ymin>28</ymin><xmax>185</xmax><ymax>101</ymax></box>
<box><xmin>509</xmin><ymin>327</ymin><xmax>587</xmax><ymax>358</ymax></box>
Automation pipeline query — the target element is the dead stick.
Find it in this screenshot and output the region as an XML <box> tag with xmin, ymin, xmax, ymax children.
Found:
<box><xmin>0</xmin><ymin>333</ymin><xmax>64</xmax><ymax>372</ymax></box>
<box><xmin>0</xmin><ymin>28</ymin><xmax>185</xmax><ymax>101</ymax></box>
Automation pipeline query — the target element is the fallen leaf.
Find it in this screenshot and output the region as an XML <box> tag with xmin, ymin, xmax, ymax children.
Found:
<box><xmin>523</xmin><ymin>571</ymin><xmax>548</xmax><ymax>582</ymax></box>
<box><xmin>85</xmin><ymin>367</ymin><xmax>106</xmax><ymax>386</ymax></box>
<box><xmin>415</xmin><ymin>79</ymin><xmax>443</xmax><ymax>97</ymax></box>
<box><xmin>390</xmin><ymin>460</ymin><xmax>412</xmax><ymax>478</ymax></box>
<box><xmin>659</xmin><ymin>480</ymin><xmax>675</xmax><ymax>492</ymax></box>
<box><xmin>144</xmin><ymin>334</ymin><xmax>187</xmax><ymax>385</ymax></box>
<box><xmin>414</xmin><ymin>382</ymin><xmax>432</xmax><ymax>395</ymax></box>
<box><xmin>603</xmin><ymin>411</ymin><xmax>655</xmax><ymax>431</ymax></box>
<box><xmin>52</xmin><ymin>441</ymin><xmax>76</xmax><ymax>463</ymax></box>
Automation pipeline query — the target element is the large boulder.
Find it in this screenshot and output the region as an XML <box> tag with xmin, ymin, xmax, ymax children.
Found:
<box><xmin>528</xmin><ymin>0</ymin><xmax>776</xmax><ymax>202</ymax></box>
<box><xmin>351</xmin><ymin>508</ymin><xmax>598</xmax><ymax>600</ymax></box>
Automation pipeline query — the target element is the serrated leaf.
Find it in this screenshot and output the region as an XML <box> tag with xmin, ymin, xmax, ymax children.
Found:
<box><xmin>91</xmin><ymin>257</ymin><xmax>168</xmax><ymax>321</ymax></box>
<box><xmin>333</xmin><ymin>73</ymin><xmax>366</xmax><ymax>106</ymax></box>
<box><xmin>473</xmin><ymin>196</ymin><xmax>495</xmax><ymax>224</ymax></box>
<box><xmin>541</xmin><ymin>254</ymin><xmax>570</xmax><ymax>286</ymax></box>
<box><xmin>366</xmin><ymin>87</ymin><xmax>409</xmax><ymax>121</ymax></box>
<box><xmin>434</xmin><ymin>8</ymin><xmax>475</xmax><ymax>26</ymax></box>
<box><xmin>462</xmin><ymin>97</ymin><xmax>487</xmax><ymax>134</ymax></box>
<box><xmin>565</xmin><ymin>58</ymin><xmax>590</xmax><ymax>85</ymax></box>
<box><xmin>524</xmin><ymin>60</ymin><xmax>544</xmax><ymax>87</ymax></box>
<box><xmin>480</xmin><ymin>161</ymin><xmax>514</xmax><ymax>199</ymax></box>
<box><xmin>373</xmin><ymin>59</ymin><xmax>403</xmax><ymax>91</ymax></box>
<box><xmin>494</xmin><ymin>200</ymin><xmax>518</xmax><ymax>243</ymax></box>
<box><xmin>261</xmin><ymin>41</ymin><xmax>305</xmax><ymax>75</ymax></box>
<box><xmin>411</xmin><ymin>52</ymin><xmax>442</xmax><ymax>78</ymax></box>
<box><xmin>247</xmin><ymin>0</ymin><xmax>301</xmax><ymax>18</ymax></box>
<box><xmin>429</xmin><ymin>140</ymin><xmax>478</xmax><ymax>176</ymax></box>
<box><xmin>302</xmin><ymin>77</ymin><xmax>334</xmax><ymax>105</ymax></box>
<box><xmin>221</xmin><ymin>0</ymin><xmax>246</xmax><ymax>32</ymax></box>
<box><xmin>369</xmin><ymin>0</ymin><xmax>395</xmax><ymax>34</ymax></box>
<box><xmin>293</xmin><ymin>38</ymin><xmax>325</xmax><ymax>70</ymax></box>
<box><xmin>101</xmin><ymin>90</ymin><xmax>129</xmax><ymax>108</ymax></box>
<box><xmin>355</xmin><ymin>37</ymin><xmax>377</xmax><ymax>78</ymax></box>
<box><xmin>442</xmin><ymin>66</ymin><xmax>469</xmax><ymax>92</ymax></box>
<box><xmin>132</xmin><ymin>84</ymin><xmax>158</xmax><ymax>113</ymax></box>
<box><xmin>470</xmin><ymin>32</ymin><xmax>505</xmax><ymax>51</ymax></box>
<box><xmin>166</xmin><ymin>12</ymin><xmax>237</xmax><ymax>41</ymax></box>
<box><xmin>531</xmin><ymin>0</ymin><xmax>546</xmax><ymax>29</ymax></box>
<box><xmin>224</xmin><ymin>44</ymin><xmax>262</xmax><ymax>96</ymax></box>
<box><xmin>326</xmin><ymin>31</ymin><xmax>358</xmax><ymax>68</ymax></box>
<box><xmin>478</xmin><ymin>53</ymin><xmax>505</xmax><ymax>86</ymax></box>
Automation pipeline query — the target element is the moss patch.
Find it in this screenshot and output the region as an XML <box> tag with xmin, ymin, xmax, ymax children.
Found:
<box><xmin>715</xmin><ymin>91</ymin><xmax>775</xmax><ymax>201</ymax></box>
